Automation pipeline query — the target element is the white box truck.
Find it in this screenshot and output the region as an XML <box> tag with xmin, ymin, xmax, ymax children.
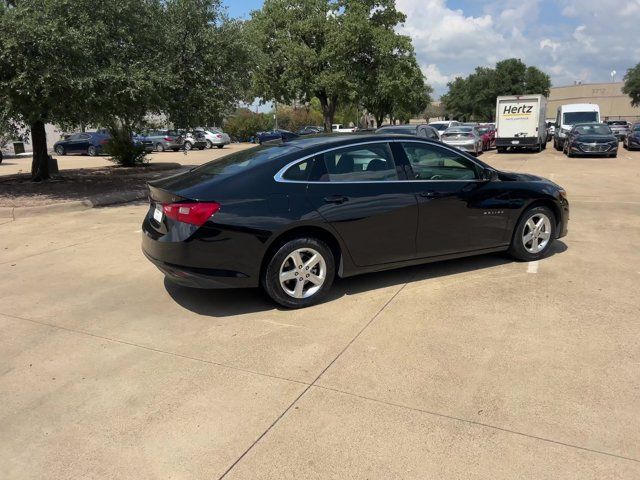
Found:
<box><xmin>552</xmin><ymin>103</ymin><xmax>600</xmax><ymax>151</ymax></box>
<box><xmin>495</xmin><ymin>94</ymin><xmax>548</xmax><ymax>152</ymax></box>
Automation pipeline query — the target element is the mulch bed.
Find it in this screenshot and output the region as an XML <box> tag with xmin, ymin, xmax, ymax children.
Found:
<box><xmin>0</xmin><ymin>164</ymin><xmax>184</xmax><ymax>207</ymax></box>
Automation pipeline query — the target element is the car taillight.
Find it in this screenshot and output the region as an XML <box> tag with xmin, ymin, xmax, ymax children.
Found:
<box><xmin>164</xmin><ymin>137</ymin><xmax>172</xmax><ymax>141</ymax></box>
<box><xmin>216</xmin><ymin>134</ymin><xmax>222</xmax><ymax>138</ymax></box>
<box><xmin>162</xmin><ymin>202</ymin><xmax>220</xmax><ymax>226</ymax></box>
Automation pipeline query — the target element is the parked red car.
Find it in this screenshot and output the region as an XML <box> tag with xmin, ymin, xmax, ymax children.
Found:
<box><xmin>477</xmin><ymin>124</ymin><xmax>496</xmax><ymax>151</ymax></box>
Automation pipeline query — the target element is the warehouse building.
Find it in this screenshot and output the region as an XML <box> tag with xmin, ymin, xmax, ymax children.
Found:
<box><xmin>547</xmin><ymin>82</ymin><xmax>639</xmax><ymax>122</ymax></box>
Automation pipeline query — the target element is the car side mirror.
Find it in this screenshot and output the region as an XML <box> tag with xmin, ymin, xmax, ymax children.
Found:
<box><xmin>481</xmin><ymin>168</ymin><xmax>499</xmax><ymax>182</ymax></box>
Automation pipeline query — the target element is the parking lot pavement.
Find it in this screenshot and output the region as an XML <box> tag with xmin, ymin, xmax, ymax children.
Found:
<box><xmin>1</xmin><ymin>146</ymin><xmax>639</xmax><ymax>478</ymax></box>
<box><xmin>0</xmin><ymin>143</ymin><xmax>254</xmax><ymax>176</ymax></box>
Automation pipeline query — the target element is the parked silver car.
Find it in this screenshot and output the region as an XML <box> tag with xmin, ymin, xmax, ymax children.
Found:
<box><xmin>142</xmin><ymin>129</ymin><xmax>182</xmax><ymax>152</ymax></box>
<box><xmin>606</xmin><ymin>120</ymin><xmax>630</xmax><ymax>141</ymax></box>
<box><xmin>196</xmin><ymin>128</ymin><xmax>231</xmax><ymax>149</ymax></box>
<box><xmin>440</xmin><ymin>126</ymin><xmax>484</xmax><ymax>155</ymax></box>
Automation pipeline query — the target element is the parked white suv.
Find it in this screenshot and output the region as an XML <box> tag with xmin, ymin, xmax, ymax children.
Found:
<box><xmin>196</xmin><ymin>128</ymin><xmax>231</xmax><ymax>149</ymax></box>
<box><xmin>332</xmin><ymin>124</ymin><xmax>357</xmax><ymax>133</ymax></box>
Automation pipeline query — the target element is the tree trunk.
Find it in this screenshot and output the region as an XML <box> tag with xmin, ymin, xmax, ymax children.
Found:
<box><xmin>375</xmin><ymin>114</ymin><xmax>384</xmax><ymax>128</ymax></box>
<box><xmin>318</xmin><ymin>93</ymin><xmax>337</xmax><ymax>133</ymax></box>
<box><xmin>30</xmin><ymin>120</ymin><xmax>50</xmax><ymax>182</ymax></box>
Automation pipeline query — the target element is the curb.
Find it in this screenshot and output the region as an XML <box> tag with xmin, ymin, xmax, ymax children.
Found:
<box><xmin>3</xmin><ymin>189</ymin><xmax>148</xmax><ymax>220</ymax></box>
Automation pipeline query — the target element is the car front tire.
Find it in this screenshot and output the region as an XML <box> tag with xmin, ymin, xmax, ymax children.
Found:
<box><xmin>88</xmin><ymin>146</ymin><xmax>97</xmax><ymax>156</ymax></box>
<box><xmin>507</xmin><ymin>206</ymin><xmax>556</xmax><ymax>262</ymax></box>
<box><xmin>217</xmin><ymin>145</ymin><xmax>224</xmax><ymax>149</ymax></box>
<box><xmin>155</xmin><ymin>143</ymin><xmax>165</xmax><ymax>152</ymax></box>
<box><xmin>183</xmin><ymin>142</ymin><xmax>192</xmax><ymax>151</ymax></box>
<box><xmin>262</xmin><ymin>237</ymin><xmax>335</xmax><ymax>309</ymax></box>
<box><xmin>55</xmin><ymin>145</ymin><xmax>66</xmax><ymax>156</ymax></box>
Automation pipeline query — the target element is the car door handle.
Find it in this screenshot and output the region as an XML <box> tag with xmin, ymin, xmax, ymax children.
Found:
<box><xmin>419</xmin><ymin>191</ymin><xmax>442</xmax><ymax>199</ymax></box>
<box><xmin>324</xmin><ymin>195</ymin><xmax>349</xmax><ymax>204</ymax></box>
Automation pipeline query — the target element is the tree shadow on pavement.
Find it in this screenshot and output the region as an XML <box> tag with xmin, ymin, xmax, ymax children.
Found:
<box><xmin>164</xmin><ymin>240</ymin><xmax>568</xmax><ymax>318</ymax></box>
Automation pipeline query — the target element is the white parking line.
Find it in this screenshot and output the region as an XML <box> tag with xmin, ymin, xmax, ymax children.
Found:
<box><xmin>527</xmin><ymin>261</ymin><xmax>539</xmax><ymax>274</ymax></box>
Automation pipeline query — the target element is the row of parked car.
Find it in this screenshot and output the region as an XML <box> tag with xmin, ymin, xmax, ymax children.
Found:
<box><xmin>53</xmin><ymin>128</ymin><xmax>231</xmax><ymax>156</ymax></box>
<box><xmin>255</xmin><ymin>121</ymin><xmax>498</xmax><ymax>157</ymax></box>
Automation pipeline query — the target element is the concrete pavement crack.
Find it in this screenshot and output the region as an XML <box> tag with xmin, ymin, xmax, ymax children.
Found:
<box><xmin>312</xmin><ymin>385</ymin><xmax>640</xmax><ymax>465</ymax></box>
<box><xmin>217</xmin><ymin>279</ymin><xmax>412</xmax><ymax>480</ymax></box>
<box><xmin>0</xmin><ymin>311</ymin><xmax>309</xmax><ymax>388</ymax></box>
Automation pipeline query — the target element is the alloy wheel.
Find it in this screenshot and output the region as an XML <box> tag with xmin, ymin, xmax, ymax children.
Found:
<box><xmin>522</xmin><ymin>213</ymin><xmax>552</xmax><ymax>253</ymax></box>
<box><xmin>279</xmin><ymin>248</ymin><xmax>326</xmax><ymax>299</ymax></box>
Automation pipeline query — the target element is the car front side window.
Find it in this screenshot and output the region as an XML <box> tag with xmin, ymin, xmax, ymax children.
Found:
<box><xmin>401</xmin><ymin>143</ymin><xmax>479</xmax><ymax>181</ymax></box>
<box><xmin>312</xmin><ymin>144</ymin><xmax>399</xmax><ymax>183</ymax></box>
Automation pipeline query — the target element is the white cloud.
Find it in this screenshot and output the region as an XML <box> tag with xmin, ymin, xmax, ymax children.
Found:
<box><xmin>396</xmin><ymin>0</ymin><xmax>640</xmax><ymax>95</ymax></box>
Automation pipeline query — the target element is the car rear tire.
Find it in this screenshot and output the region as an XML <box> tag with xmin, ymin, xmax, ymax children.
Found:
<box><xmin>507</xmin><ymin>206</ymin><xmax>556</xmax><ymax>262</ymax></box>
<box><xmin>88</xmin><ymin>146</ymin><xmax>97</xmax><ymax>156</ymax></box>
<box><xmin>183</xmin><ymin>142</ymin><xmax>192</xmax><ymax>151</ymax></box>
<box><xmin>198</xmin><ymin>146</ymin><xmax>205</xmax><ymax>150</ymax></box>
<box><xmin>262</xmin><ymin>237</ymin><xmax>335</xmax><ymax>309</ymax></box>
<box><xmin>206</xmin><ymin>140</ymin><xmax>213</xmax><ymax>149</ymax></box>
<box><xmin>155</xmin><ymin>143</ymin><xmax>165</xmax><ymax>152</ymax></box>
<box><xmin>217</xmin><ymin>145</ymin><xmax>224</xmax><ymax>149</ymax></box>
<box><xmin>55</xmin><ymin>145</ymin><xmax>66</xmax><ymax>156</ymax></box>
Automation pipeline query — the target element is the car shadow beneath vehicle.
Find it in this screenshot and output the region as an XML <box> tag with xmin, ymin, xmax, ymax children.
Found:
<box><xmin>163</xmin><ymin>241</ymin><xmax>568</xmax><ymax>317</ymax></box>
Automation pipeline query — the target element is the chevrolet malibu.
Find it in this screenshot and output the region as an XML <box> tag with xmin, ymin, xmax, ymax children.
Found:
<box><xmin>142</xmin><ymin>134</ymin><xmax>569</xmax><ymax>308</ymax></box>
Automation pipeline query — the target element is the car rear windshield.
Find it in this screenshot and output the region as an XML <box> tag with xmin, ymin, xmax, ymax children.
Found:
<box><xmin>430</xmin><ymin>124</ymin><xmax>448</xmax><ymax>131</ymax></box>
<box><xmin>574</xmin><ymin>124</ymin><xmax>612</xmax><ymax>135</ymax></box>
<box><xmin>606</xmin><ymin>121</ymin><xmax>627</xmax><ymax>126</ymax></box>
<box><xmin>193</xmin><ymin>144</ymin><xmax>300</xmax><ymax>176</ymax></box>
<box><xmin>563</xmin><ymin>112</ymin><xmax>598</xmax><ymax>124</ymax></box>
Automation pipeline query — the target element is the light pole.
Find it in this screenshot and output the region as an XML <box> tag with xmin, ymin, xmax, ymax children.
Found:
<box><xmin>611</xmin><ymin>70</ymin><xmax>617</xmax><ymax>83</ymax></box>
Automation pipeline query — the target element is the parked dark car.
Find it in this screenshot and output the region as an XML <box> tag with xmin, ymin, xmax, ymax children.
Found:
<box><xmin>606</xmin><ymin>120</ymin><xmax>630</xmax><ymax>141</ymax></box>
<box><xmin>54</xmin><ymin>131</ymin><xmax>111</xmax><ymax>156</ymax></box>
<box><xmin>375</xmin><ymin>124</ymin><xmax>440</xmax><ymax>140</ymax></box>
<box><xmin>622</xmin><ymin>123</ymin><xmax>640</xmax><ymax>150</ymax></box>
<box><xmin>297</xmin><ymin>126</ymin><xmax>324</xmax><ymax>135</ymax></box>
<box><xmin>563</xmin><ymin>123</ymin><xmax>618</xmax><ymax>158</ymax></box>
<box><xmin>257</xmin><ymin>129</ymin><xmax>299</xmax><ymax>144</ymax></box>
<box><xmin>142</xmin><ymin>134</ymin><xmax>569</xmax><ymax>308</ymax></box>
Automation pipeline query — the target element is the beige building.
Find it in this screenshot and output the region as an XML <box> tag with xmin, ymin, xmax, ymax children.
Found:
<box><xmin>547</xmin><ymin>82</ymin><xmax>639</xmax><ymax>122</ymax></box>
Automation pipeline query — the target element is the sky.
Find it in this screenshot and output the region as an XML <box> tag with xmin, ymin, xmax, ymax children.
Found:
<box><xmin>223</xmin><ymin>0</ymin><xmax>640</xmax><ymax>96</ymax></box>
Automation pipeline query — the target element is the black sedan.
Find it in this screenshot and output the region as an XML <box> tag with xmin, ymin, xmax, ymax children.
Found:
<box><xmin>142</xmin><ymin>134</ymin><xmax>569</xmax><ymax>308</ymax></box>
<box><xmin>563</xmin><ymin>123</ymin><xmax>618</xmax><ymax>158</ymax></box>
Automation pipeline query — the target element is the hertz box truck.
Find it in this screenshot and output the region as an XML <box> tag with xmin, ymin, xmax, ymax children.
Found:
<box><xmin>495</xmin><ymin>95</ymin><xmax>547</xmax><ymax>152</ymax></box>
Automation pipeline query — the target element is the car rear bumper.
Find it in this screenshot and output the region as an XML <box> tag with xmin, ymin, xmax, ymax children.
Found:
<box><xmin>442</xmin><ymin>140</ymin><xmax>477</xmax><ymax>152</ymax></box>
<box><xmin>495</xmin><ymin>137</ymin><xmax>539</xmax><ymax>147</ymax></box>
<box><xmin>142</xmin><ymin>249</ymin><xmax>255</xmax><ymax>289</ymax></box>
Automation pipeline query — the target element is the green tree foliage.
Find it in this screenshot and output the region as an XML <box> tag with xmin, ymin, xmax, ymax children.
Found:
<box><xmin>223</xmin><ymin>109</ymin><xmax>272</xmax><ymax>142</ymax></box>
<box><xmin>622</xmin><ymin>63</ymin><xmax>640</xmax><ymax>107</ymax></box>
<box><xmin>163</xmin><ymin>0</ymin><xmax>251</xmax><ymax>128</ymax></box>
<box><xmin>104</xmin><ymin>123</ymin><xmax>148</xmax><ymax>167</ymax></box>
<box><xmin>275</xmin><ymin>105</ymin><xmax>324</xmax><ymax>132</ymax></box>
<box><xmin>441</xmin><ymin>58</ymin><xmax>551</xmax><ymax>121</ymax></box>
<box><xmin>249</xmin><ymin>0</ymin><xmax>422</xmax><ymax>131</ymax></box>
<box><xmin>0</xmin><ymin>0</ymin><xmax>250</xmax><ymax>179</ymax></box>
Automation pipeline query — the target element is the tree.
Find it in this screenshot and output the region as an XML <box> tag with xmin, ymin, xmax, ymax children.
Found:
<box><xmin>163</xmin><ymin>0</ymin><xmax>251</xmax><ymax>128</ymax></box>
<box><xmin>0</xmin><ymin>0</ymin><xmax>166</xmax><ymax>180</ymax></box>
<box><xmin>441</xmin><ymin>58</ymin><xmax>551</xmax><ymax>121</ymax></box>
<box><xmin>622</xmin><ymin>63</ymin><xmax>640</xmax><ymax>107</ymax></box>
<box><xmin>249</xmin><ymin>0</ymin><xmax>411</xmax><ymax>132</ymax></box>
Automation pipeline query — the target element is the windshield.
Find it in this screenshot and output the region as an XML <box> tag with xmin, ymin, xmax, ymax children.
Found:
<box><xmin>477</xmin><ymin>128</ymin><xmax>489</xmax><ymax>134</ymax></box>
<box><xmin>563</xmin><ymin>111</ymin><xmax>598</xmax><ymax>125</ymax></box>
<box><xmin>194</xmin><ymin>144</ymin><xmax>300</xmax><ymax>176</ymax></box>
<box><xmin>574</xmin><ymin>124</ymin><xmax>612</xmax><ymax>135</ymax></box>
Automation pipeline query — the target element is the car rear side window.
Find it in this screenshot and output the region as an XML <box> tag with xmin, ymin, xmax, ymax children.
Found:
<box><xmin>196</xmin><ymin>144</ymin><xmax>300</xmax><ymax>177</ymax></box>
<box><xmin>312</xmin><ymin>143</ymin><xmax>399</xmax><ymax>182</ymax></box>
<box><xmin>400</xmin><ymin>143</ymin><xmax>479</xmax><ymax>181</ymax></box>
<box><xmin>282</xmin><ymin>158</ymin><xmax>312</xmax><ymax>181</ymax></box>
